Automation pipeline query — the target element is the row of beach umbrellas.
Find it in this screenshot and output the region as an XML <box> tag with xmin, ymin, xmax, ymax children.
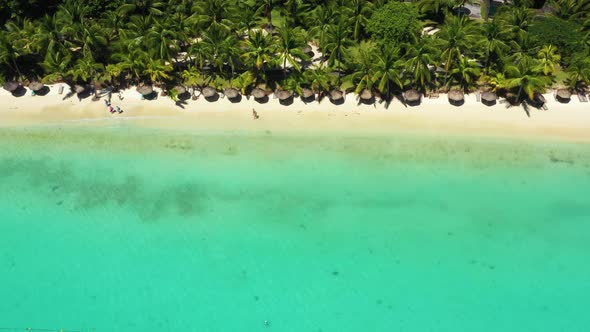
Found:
<box><xmin>3</xmin><ymin>81</ymin><xmax>92</xmax><ymax>94</ymax></box>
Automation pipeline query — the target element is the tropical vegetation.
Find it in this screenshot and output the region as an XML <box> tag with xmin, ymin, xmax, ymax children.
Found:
<box><xmin>1</xmin><ymin>0</ymin><xmax>590</xmax><ymax>105</ymax></box>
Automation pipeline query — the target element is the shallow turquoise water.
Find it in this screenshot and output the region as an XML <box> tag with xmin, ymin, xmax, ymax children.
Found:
<box><xmin>1</xmin><ymin>125</ymin><xmax>590</xmax><ymax>332</ymax></box>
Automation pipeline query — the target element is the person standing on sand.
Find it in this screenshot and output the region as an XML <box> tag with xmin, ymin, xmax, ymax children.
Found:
<box><xmin>252</xmin><ymin>108</ymin><xmax>259</xmax><ymax>119</ymax></box>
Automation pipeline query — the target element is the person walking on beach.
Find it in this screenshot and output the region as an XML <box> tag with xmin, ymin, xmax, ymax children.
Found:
<box><xmin>252</xmin><ymin>108</ymin><xmax>259</xmax><ymax>119</ymax></box>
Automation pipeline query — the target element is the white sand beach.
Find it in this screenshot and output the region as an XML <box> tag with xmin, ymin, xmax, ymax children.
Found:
<box><xmin>1</xmin><ymin>84</ymin><xmax>589</xmax><ymax>143</ymax></box>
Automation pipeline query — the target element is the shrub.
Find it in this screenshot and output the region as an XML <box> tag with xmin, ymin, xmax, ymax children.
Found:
<box><xmin>366</xmin><ymin>2</ymin><xmax>421</xmax><ymax>44</ymax></box>
<box><xmin>529</xmin><ymin>16</ymin><xmax>586</xmax><ymax>64</ymax></box>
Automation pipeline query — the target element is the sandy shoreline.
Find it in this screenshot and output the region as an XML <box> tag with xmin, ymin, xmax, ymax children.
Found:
<box><xmin>1</xmin><ymin>84</ymin><xmax>590</xmax><ymax>143</ymax></box>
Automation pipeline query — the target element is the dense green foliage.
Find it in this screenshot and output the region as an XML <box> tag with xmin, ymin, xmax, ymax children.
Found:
<box><xmin>529</xmin><ymin>16</ymin><xmax>586</xmax><ymax>64</ymax></box>
<box><xmin>1</xmin><ymin>0</ymin><xmax>590</xmax><ymax>103</ymax></box>
<box><xmin>367</xmin><ymin>2</ymin><xmax>421</xmax><ymax>44</ymax></box>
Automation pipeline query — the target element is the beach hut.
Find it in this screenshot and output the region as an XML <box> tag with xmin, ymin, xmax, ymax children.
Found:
<box><xmin>252</xmin><ymin>87</ymin><xmax>266</xmax><ymax>99</ymax></box>
<box><xmin>202</xmin><ymin>86</ymin><xmax>218</xmax><ymax>100</ymax></box>
<box><xmin>276</xmin><ymin>90</ymin><xmax>293</xmax><ymax>105</ymax></box>
<box><xmin>224</xmin><ymin>87</ymin><xmax>240</xmax><ymax>99</ymax></box>
<box><xmin>329</xmin><ymin>89</ymin><xmax>344</xmax><ymax>105</ymax></box>
<box><xmin>404</xmin><ymin>89</ymin><xmax>421</xmax><ymax>105</ymax></box>
<box><xmin>301</xmin><ymin>88</ymin><xmax>315</xmax><ymax>102</ymax></box>
<box><xmin>481</xmin><ymin>91</ymin><xmax>497</xmax><ymax>106</ymax></box>
<box><xmin>359</xmin><ymin>89</ymin><xmax>373</xmax><ymax>101</ymax></box>
<box><xmin>3</xmin><ymin>81</ymin><xmax>18</xmax><ymax>92</ymax></box>
<box><xmin>276</xmin><ymin>90</ymin><xmax>292</xmax><ymax>100</ymax></box>
<box><xmin>28</xmin><ymin>81</ymin><xmax>44</xmax><ymax>92</ymax></box>
<box><xmin>137</xmin><ymin>85</ymin><xmax>153</xmax><ymax>95</ymax></box>
<box><xmin>448</xmin><ymin>89</ymin><xmax>464</xmax><ymax>106</ymax></box>
<box><xmin>75</xmin><ymin>85</ymin><xmax>86</xmax><ymax>94</ymax></box>
<box><xmin>556</xmin><ymin>89</ymin><xmax>571</xmax><ymax>103</ymax></box>
<box><xmin>174</xmin><ymin>85</ymin><xmax>186</xmax><ymax>94</ymax></box>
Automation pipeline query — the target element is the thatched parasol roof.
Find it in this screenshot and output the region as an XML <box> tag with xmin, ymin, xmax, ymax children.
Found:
<box><xmin>448</xmin><ymin>89</ymin><xmax>464</xmax><ymax>101</ymax></box>
<box><xmin>3</xmin><ymin>81</ymin><xmax>18</xmax><ymax>92</ymax></box>
<box><xmin>481</xmin><ymin>91</ymin><xmax>497</xmax><ymax>102</ymax></box>
<box><xmin>174</xmin><ymin>85</ymin><xmax>186</xmax><ymax>94</ymax></box>
<box><xmin>276</xmin><ymin>90</ymin><xmax>292</xmax><ymax>100</ymax></box>
<box><xmin>75</xmin><ymin>85</ymin><xmax>85</xmax><ymax>94</ymax></box>
<box><xmin>224</xmin><ymin>87</ymin><xmax>240</xmax><ymax>99</ymax></box>
<box><xmin>202</xmin><ymin>86</ymin><xmax>217</xmax><ymax>98</ymax></box>
<box><xmin>302</xmin><ymin>88</ymin><xmax>314</xmax><ymax>99</ymax></box>
<box><xmin>359</xmin><ymin>89</ymin><xmax>373</xmax><ymax>100</ymax></box>
<box><xmin>28</xmin><ymin>81</ymin><xmax>44</xmax><ymax>91</ymax></box>
<box><xmin>330</xmin><ymin>89</ymin><xmax>344</xmax><ymax>101</ymax></box>
<box><xmin>404</xmin><ymin>89</ymin><xmax>420</xmax><ymax>102</ymax></box>
<box><xmin>252</xmin><ymin>87</ymin><xmax>266</xmax><ymax>99</ymax></box>
<box><xmin>137</xmin><ymin>85</ymin><xmax>153</xmax><ymax>95</ymax></box>
<box><xmin>556</xmin><ymin>89</ymin><xmax>571</xmax><ymax>100</ymax></box>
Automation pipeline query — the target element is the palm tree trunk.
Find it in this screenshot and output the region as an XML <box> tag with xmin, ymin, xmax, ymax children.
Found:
<box><xmin>11</xmin><ymin>58</ymin><xmax>22</xmax><ymax>79</ymax></box>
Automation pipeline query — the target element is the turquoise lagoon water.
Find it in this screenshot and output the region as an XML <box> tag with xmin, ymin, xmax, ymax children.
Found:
<box><xmin>1</xmin><ymin>125</ymin><xmax>590</xmax><ymax>332</ymax></box>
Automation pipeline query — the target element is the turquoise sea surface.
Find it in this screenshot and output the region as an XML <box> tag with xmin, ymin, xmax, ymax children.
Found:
<box><xmin>1</xmin><ymin>124</ymin><xmax>590</xmax><ymax>332</ymax></box>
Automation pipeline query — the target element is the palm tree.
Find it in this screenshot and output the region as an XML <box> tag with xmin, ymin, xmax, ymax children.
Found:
<box><xmin>118</xmin><ymin>0</ymin><xmax>165</xmax><ymax>16</ymax></box>
<box><xmin>146</xmin><ymin>21</ymin><xmax>179</xmax><ymax>62</ymax></box>
<box><xmin>256</xmin><ymin>0</ymin><xmax>278</xmax><ymax>30</ymax></box>
<box><xmin>344</xmin><ymin>41</ymin><xmax>377</xmax><ymax>95</ymax></box>
<box><xmin>191</xmin><ymin>0</ymin><xmax>235</xmax><ymax>32</ymax></box>
<box><xmin>274</xmin><ymin>25</ymin><xmax>308</xmax><ymax>78</ymax></box>
<box><xmin>283</xmin><ymin>0</ymin><xmax>310</xmax><ymax>27</ymax></box>
<box><xmin>537</xmin><ymin>44</ymin><xmax>561</xmax><ymax>76</ymax></box>
<box><xmin>144</xmin><ymin>57</ymin><xmax>173</xmax><ymax>84</ymax></box>
<box><xmin>41</xmin><ymin>49</ymin><xmax>73</xmax><ymax>83</ymax></box>
<box><xmin>31</xmin><ymin>14</ymin><xmax>66</xmax><ymax>55</ymax></box>
<box><xmin>498</xmin><ymin>6</ymin><xmax>534</xmax><ymax>41</ymax></box>
<box><xmin>372</xmin><ymin>45</ymin><xmax>404</xmax><ymax>103</ymax></box>
<box><xmin>114</xmin><ymin>49</ymin><xmax>149</xmax><ymax>81</ymax></box>
<box><xmin>437</xmin><ymin>16</ymin><xmax>479</xmax><ymax>83</ymax></box>
<box><xmin>498</xmin><ymin>55</ymin><xmax>551</xmax><ymax>102</ymax></box>
<box><xmin>69</xmin><ymin>55</ymin><xmax>104</xmax><ymax>83</ymax></box>
<box><xmin>306</xmin><ymin>5</ymin><xmax>335</xmax><ymax>50</ymax></box>
<box><xmin>303</xmin><ymin>64</ymin><xmax>332</xmax><ymax>101</ymax></box>
<box><xmin>479</xmin><ymin>19</ymin><xmax>511</xmax><ymax>74</ymax></box>
<box><xmin>182</xmin><ymin>65</ymin><xmax>204</xmax><ymax>98</ymax></box>
<box><xmin>566</xmin><ymin>55</ymin><xmax>590</xmax><ymax>91</ymax></box>
<box><xmin>217</xmin><ymin>33</ymin><xmax>241</xmax><ymax>83</ymax></box>
<box><xmin>344</xmin><ymin>0</ymin><xmax>374</xmax><ymax>41</ymax></box>
<box><xmin>240</xmin><ymin>30</ymin><xmax>274</xmax><ymax>84</ymax></box>
<box><xmin>417</xmin><ymin>0</ymin><xmax>460</xmax><ymax>22</ymax></box>
<box><xmin>0</xmin><ymin>31</ymin><xmax>23</xmax><ymax>78</ymax></box>
<box><xmin>323</xmin><ymin>18</ymin><xmax>353</xmax><ymax>80</ymax></box>
<box><xmin>404</xmin><ymin>38</ymin><xmax>437</xmax><ymax>92</ymax></box>
<box><xmin>447</xmin><ymin>56</ymin><xmax>481</xmax><ymax>91</ymax></box>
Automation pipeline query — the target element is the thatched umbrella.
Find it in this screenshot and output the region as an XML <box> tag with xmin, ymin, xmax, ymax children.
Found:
<box><xmin>404</xmin><ymin>89</ymin><xmax>421</xmax><ymax>103</ymax></box>
<box><xmin>329</xmin><ymin>89</ymin><xmax>344</xmax><ymax>101</ymax></box>
<box><xmin>174</xmin><ymin>85</ymin><xmax>186</xmax><ymax>94</ymax></box>
<box><xmin>359</xmin><ymin>89</ymin><xmax>373</xmax><ymax>100</ymax></box>
<box><xmin>74</xmin><ymin>85</ymin><xmax>85</xmax><ymax>94</ymax></box>
<box><xmin>276</xmin><ymin>90</ymin><xmax>293</xmax><ymax>100</ymax></box>
<box><xmin>252</xmin><ymin>87</ymin><xmax>266</xmax><ymax>99</ymax></box>
<box><xmin>448</xmin><ymin>89</ymin><xmax>464</xmax><ymax>103</ymax></box>
<box><xmin>301</xmin><ymin>88</ymin><xmax>315</xmax><ymax>100</ymax></box>
<box><xmin>137</xmin><ymin>85</ymin><xmax>153</xmax><ymax>95</ymax></box>
<box><xmin>556</xmin><ymin>89</ymin><xmax>571</xmax><ymax>102</ymax></box>
<box><xmin>481</xmin><ymin>91</ymin><xmax>497</xmax><ymax>106</ymax></box>
<box><xmin>28</xmin><ymin>81</ymin><xmax>44</xmax><ymax>91</ymax></box>
<box><xmin>3</xmin><ymin>81</ymin><xmax>18</xmax><ymax>92</ymax></box>
<box><xmin>224</xmin><ymin>87</ymin><xmax>240</xmax><ymax>99</ymax></box>
<box><xmin>202</xmin><ymin>86</ymin><xmax>217</xmax><ymax>98</ymax></box>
